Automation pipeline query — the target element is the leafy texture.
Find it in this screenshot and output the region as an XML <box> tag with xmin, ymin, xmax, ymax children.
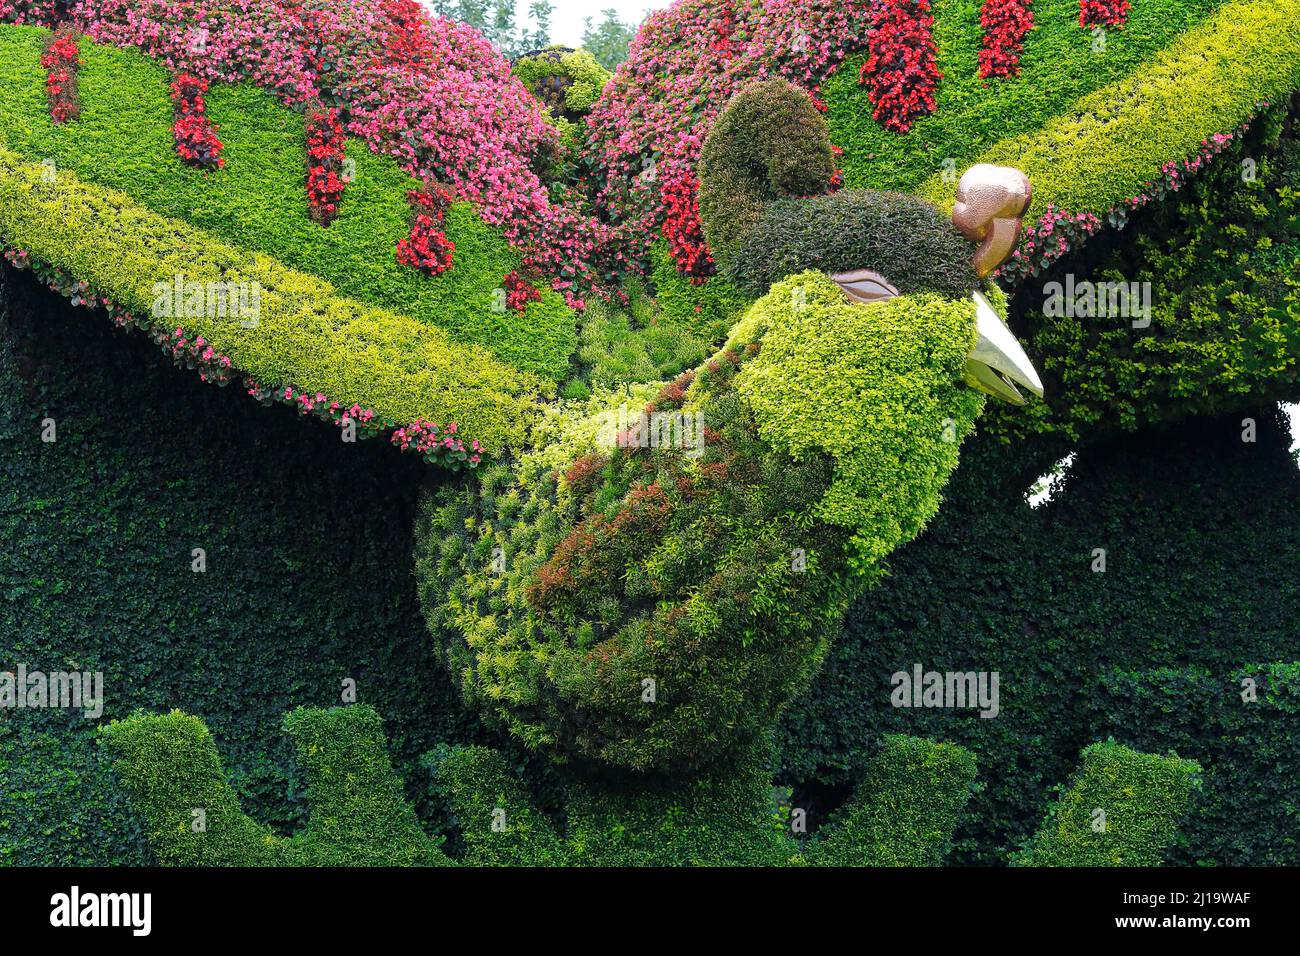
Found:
<box><xmin>1012</xmin><ymin>741</ymin><xmax>1200</xmax><ymax>866</ymax></box>
<box><xmin>101</xmin><ymin>705</ymin><xmax>451</xmax><ymax>866</ymax></box>
<box><xmin>416</xmin><ymin>272</ymin><xmax>981</xmax><ymax>770</ymax></box>
<box><xmin>916</xmin><ymin>0</ymin><xmax>1300</xmax><ymax>228</ymax></box>
<box><xmin>0</xmin><ymin>142</ymin><xmax>541</xmax><ymax>451</ymax></box>
<box><xmin>0</xmin><ymin>26</ymin><xmax>576</xmax><ymax>379</ymax></box>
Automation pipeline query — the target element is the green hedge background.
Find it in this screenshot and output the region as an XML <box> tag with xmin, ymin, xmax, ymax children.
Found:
<box><xmin>3</xmin><ymin>260</ymin><xmax>1297</xmax><ymax>864</ymax></box>
<box><xmin>0</xmin><ymin>269</ymin><xmax>508</xmax><ymax>864</ymax></box>
<box><xmin>778</xmin><ymin>408</ymin><xmax>1300</xmax><ymax>865</ymax></box>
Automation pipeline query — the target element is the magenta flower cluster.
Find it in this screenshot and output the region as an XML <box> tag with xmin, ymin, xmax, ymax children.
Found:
<box><xmin>58</xmin><ymin>0</ymin><xmax>617</xmax><ymax>305</ymax></box>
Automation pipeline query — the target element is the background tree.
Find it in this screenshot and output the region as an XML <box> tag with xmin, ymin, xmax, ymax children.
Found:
<box><xmin>516</xmin><ymin>1</ymin><xmax>553</xmax><ymax>53</ymax></box>
<box><xmin>581</xmin><ymin>8</ymin><xmax>635</xmax><ymax>70</ymax></box>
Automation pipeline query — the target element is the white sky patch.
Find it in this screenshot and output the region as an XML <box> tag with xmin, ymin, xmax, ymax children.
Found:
<box><xmin>423</xmin><ymin>0</ymin><xmax>669</xmax><ymax>48</ymax></box>
<box><xmin>1027</xmin><ymin>452</ymin><xmax>1075</xmax><ymax>509</ymax></box>
<box><xmin>545</xmin><ymin>0</ymin><xmax>667</xmax><ymax>46</ymax></box>
<box><xmin>1285</xmin><ymin>402</ymin><xmax>1300</xmax><ymax>461</ymax></box>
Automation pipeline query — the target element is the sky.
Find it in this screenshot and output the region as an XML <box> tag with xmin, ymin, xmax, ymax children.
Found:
<box><xmin>415</xmin><ymin>0</ymin><xmax>667</xmax><ymax>48</ymax></box>
<box><xmin>513</xmin><ymin>0</ymin><xmax>666</xmax><ymax>47</ymax></box>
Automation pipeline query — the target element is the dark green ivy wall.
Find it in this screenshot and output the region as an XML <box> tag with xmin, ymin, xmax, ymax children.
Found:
<box><xmin>0</xmin><ymin>269</ymin><xmax>499</xmax><ymax>864</ymax></box>
<box><xmin>2</xmin><ymin>264</ymin><xmax>1297</xmax><ymax>865</ymax></box>
<box><xmin>779</xmin><ymin>409</ymin><xmax>1300</xmax><ymax>865</ymax></box>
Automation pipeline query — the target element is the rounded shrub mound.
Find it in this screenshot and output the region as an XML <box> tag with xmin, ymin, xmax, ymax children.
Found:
<box><xmin>696</xmin><ymin>78</ymin><xmax>837</xmax><ymax>272</ymax></box>
<box><xmin>732</xmin><ymin>190</ymin><xmax>977</xmax><ymax>298</ymax></box>
<box><xmin>697</xmin><ymin>78</ymin><xmax>976</xmax><ymax>298</ymax></box>
<box><xmin>513</xmin><ymin>46</ymin><xmax>610</xmax><ymax>120</ymax></box>
<box><xmin>415</xmin><ymin>272</ymin><xmax>982</xmax><ymax>771</ymax></box>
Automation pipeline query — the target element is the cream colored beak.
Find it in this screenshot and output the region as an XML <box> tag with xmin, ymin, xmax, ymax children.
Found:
<box><xmin>963</xmin><ymin>291</ymin><xmax>1044</xmax><ymax>405</ymax></box>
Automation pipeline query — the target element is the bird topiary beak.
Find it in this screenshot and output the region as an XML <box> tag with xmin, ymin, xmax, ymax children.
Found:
<box><xmin>963</xmin><ymin>290</ymin><xmax>1044</xmax><ymax>405</ymax></box>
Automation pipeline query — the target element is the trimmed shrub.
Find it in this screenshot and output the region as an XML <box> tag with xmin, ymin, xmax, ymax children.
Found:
<box><xmin>731</xmin><ymin>189</ymin><xmax>977</xmax><ymax>298</ymax></box>
<box><xmin>1012</xmin><ymin>741</ymin><xmax>1200</xmax><ymax>866</ymax></box>
<box><xmin>415</xmin><ymin>272</ymin><xmax>982</xmax><ymax>770</ymax></box>
<box><xmin>101</xmin><ymin>705</ymin><xmax>450</xmax><ymax>866</ymax></box>
<box><xmin>1091</xmin><ymin>663</ymin><xmax>1300</xmax><ymax>865</ymax></box>
<box><xmin>559</xmin><ymin>745</ymin><xmax>799</xmax><ymax>866</ymax></box>
<box><xmin>808</xmin><ymin>735</ymin><xmax>978</xmax><ymax>866</ymax></box>
<box><xmin>0</xmin><ymin>141</ymin><xmax>542</xmax><ymax>452</ymax></box>
<box><xmin>697</xmin><ymin>77</ymin><xmax>974</xmax><ymax>297</ymax></box>
<box><xmin>428</xmin><ymin>740</ymin><xmax>796</xmax><ymax>866</ymax></box>
<box><xmin>696</xmin><ymin>79</ymin><xmax>837</xmax><ymax>273</ymax></box>
<box><xmin>106</xmin><ymin>704</ymin><xmax>980</xmax><ymax>867</ymax></box>
<box><xmin>425</xmin><ymin>745</ymin><xmax>569</xmax><ymax>866</ymax></box>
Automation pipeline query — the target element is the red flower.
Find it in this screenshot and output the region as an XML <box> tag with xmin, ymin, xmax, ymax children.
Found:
<box><xmin>41</xmin><ymin>26</ymin><xmax>81</xmax><ymax>125</ymax></box>
<box><xmin>502</xmin><ymin>271</ymin><xmax>541</xmax><ymax>311</ymax></box>
<box><xmin>660</xmin><ymin>169</ymin><xmax>715</xmax><ymax>283</ymax></box>
<box><xmin>859</xmin><ymin>0</ymin><xmax>942</xmax><ymax>133</ymax></box>
<box><xmin>170</xmin><ymin>73</ymin><xmax>225</xmax><ymax>170</ymax></box>
<box><xmin>396</xmin><ymin>213</ymin><xmax>455</xmax><ymax>275</ymax></box>
<box><xmin>978</xmin><ymin>0</ymin><xmax>1035</xmax><ymax>81</ymax></box>
<box><xmin>1079</xmin><ymin>0</ymin><xmax>1130</xmax><ymax>28</ymax></box>
<box><xmin>305</xmin><ymin>108</ymin><xmax>347</xmax><ymax>225</ymax></box>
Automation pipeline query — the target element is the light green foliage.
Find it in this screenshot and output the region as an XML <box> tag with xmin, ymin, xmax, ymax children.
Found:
<box><xmin>807</xmin><ymin>735</ymin><xmax>979</xmax><ymax>866</ymax></box>
<box><xmin>826</xmin><ymin>0</ymin><xmax>1224</xmax><ymax>194</ymax></box>
<box><xmin>733</xmin><ymin>272</ymin><xmax>983</xmax><ymax>570</ymax></box>
<box><xmin>0</xmin><ymin>26</ymin><xmax>575</xmax><ymax>379</ymax></box>
<box><xmin>107</xmin><ymin>706</ymin><xmax>981</xmax><ymax>867</ymax></box>
<box><xmin>513</xmin><ymin>46</ymin><xmax>611</xmax><ymax>117</ymax></box>
<box><xmin>100</xmin><ymin>706</ymin><xmax>450</xmax><ymax>866</ymax></box>
<box><xmin>916</xmin><ymin>0</ymin><xmax>1300</xmax><ymax>224</ymax></box>
<box><xmin>984</xmin><ymin>110</ymin><xmax>1300</xmax><ymax>443</ymax></box>
<box><xmin>416</xmin><ymin>273</ymin><xmax>982</xmax><ymax>769</ymax></box>
<box><xmin>575</xmin><ymin>277</ymin><xmax>713</xmax><ymax>390</ymax></box>
<box><xmin>648</xmin><ymin>240</ymin><xmax>751</xmax><ymax>340</ymax></box>
<box><xmin>425</xmin><ymin>746</ymin><xmax>569</xmax><ymax>866</ymax></box>
<box><xmin>104</xmin><ymin>707</ymin><xmax>1200</xmax><ymax>867</ymax></box>
<box><xmin>1012</xmin><ymin>741</ymin><xmax>1200</xmax><ymax>866</ymax></box>
<box><xmin>0</xmin><ymin>143</ymin><xmax>542</xmax><ymax>450</ymax></box>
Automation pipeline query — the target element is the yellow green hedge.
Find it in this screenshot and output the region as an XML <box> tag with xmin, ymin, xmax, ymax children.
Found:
<box><xmin>919</xmin><ymin>0</ymin><xmax>1300</xmax><ymax>221</ymax></box>
<box><xmin>0</xmin><ymin>144</ymin><xmax>544</xmax><ymax>451</ymax></box>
